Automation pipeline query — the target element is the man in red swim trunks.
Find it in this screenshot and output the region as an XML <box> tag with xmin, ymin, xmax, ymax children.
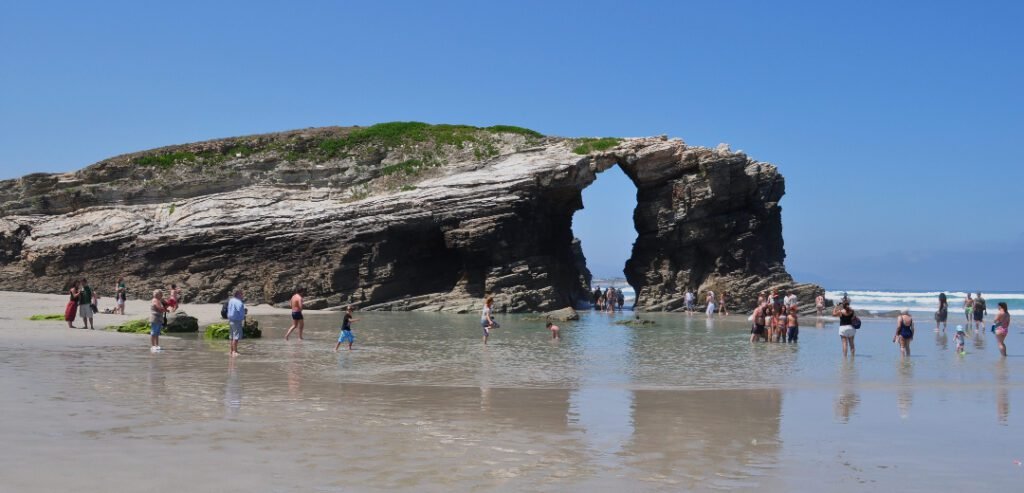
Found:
<box><xmin>284</xmin><ymin>287</ymin><xmax>305</xmax><ymax>341</ymax></box>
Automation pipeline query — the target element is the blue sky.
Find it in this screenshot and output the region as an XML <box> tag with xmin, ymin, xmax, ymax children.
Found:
<box><xmin>2</xmin><ymin>1</ymin><xmax>1021</xmax><ymax>289</ymax></box>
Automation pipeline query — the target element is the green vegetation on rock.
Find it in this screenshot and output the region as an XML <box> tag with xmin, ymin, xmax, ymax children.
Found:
<box><xmin>28</xmin><ymin>314</ymin><xmax>64</xmax><ymax>321</ymax></box>
<box><xmin>109</xmin><ymin>319</ymin><xmax>151</xmax><ymax>333</ymax></box>
<box><xmin>204</xmin><ymin>320</ymin><xmax>262</xmax><ymax>339</ymax></box>
<box><xmin>572</xmin><ymin>137</ymin><xmax>622</xmax><ymax>155</ymax></box>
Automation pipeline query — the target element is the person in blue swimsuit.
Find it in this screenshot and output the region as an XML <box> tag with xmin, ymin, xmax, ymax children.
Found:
<box><xmin>334</xmin><ymin>306</ymin><xmax>358</xmax><ymax>351</ymax></box>
<box><xmin>893</xmin><ymin>309</ymin><xmax>915</xmax><ymax>357</ymax></box>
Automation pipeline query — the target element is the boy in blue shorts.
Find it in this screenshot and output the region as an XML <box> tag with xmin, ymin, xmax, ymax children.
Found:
<box><xmin>334</xmin><ymin>306</ymin><xmax>359</xmax><ymax>351</ymax></box>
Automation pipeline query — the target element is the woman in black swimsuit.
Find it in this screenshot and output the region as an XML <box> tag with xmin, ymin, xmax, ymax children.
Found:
<box><xmin>934</xmin><ymin>293</ymin><xmax>948</xmax><ymax>332</ymax></box>
<box><xmin>893</xmin><ymin>309</ymin><xmax>915</xmax><ymax>357</ymax></box>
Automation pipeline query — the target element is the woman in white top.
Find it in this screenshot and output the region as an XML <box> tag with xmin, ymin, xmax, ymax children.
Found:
<box><xmin>705</xmin><ymin>291</ymin><xmax>717</xmax><ymax>317</ymax></box>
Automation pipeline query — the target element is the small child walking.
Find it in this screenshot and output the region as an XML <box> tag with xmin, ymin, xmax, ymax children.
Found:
<box><xmin>334</xmin><ymin>306</ymin><xmax>358</xmax><ymax>352</ymax></box>
<box><xmin>954</xmin><ymin>325</ymin><xmax>966</xmax><ymax>354</ymax></box>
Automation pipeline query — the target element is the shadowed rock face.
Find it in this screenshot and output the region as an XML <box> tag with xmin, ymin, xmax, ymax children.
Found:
<box><xmin>0</xmin><ymin>125</ymin><xmax>819</xmax><ymax>312</ymax></box>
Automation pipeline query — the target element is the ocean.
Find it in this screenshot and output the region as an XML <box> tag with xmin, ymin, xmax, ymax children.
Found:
<box><xmin>825</xmin><ymin>289</ymin><xmax>1024</xmax><ymax>317</ymax></box>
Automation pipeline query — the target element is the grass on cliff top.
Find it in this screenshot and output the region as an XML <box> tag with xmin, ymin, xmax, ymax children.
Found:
<box><xmin>133</xmin><ymin>145</ymin><xmax>255</xmax><ymax>169</ymax></box>
<box><xmin>28</xmin><ymin>314</ymin><xmax>64</xmax><ymax>321</ymax></box>
<box><xmin>572</xmin><ymin>137</ymin><xmax>622</xmax><ymax>155</ymax></box>
<box><xmin>317</xmin><ymin>122</ymin><xmax>542</xmax><ymax>159</ymax></box>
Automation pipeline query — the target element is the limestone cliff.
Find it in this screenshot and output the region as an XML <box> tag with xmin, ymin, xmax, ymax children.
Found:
<box><xmin>0</xmin><ymin>122</ymin><xmax>820</xmax><ymax>312</ymax></box>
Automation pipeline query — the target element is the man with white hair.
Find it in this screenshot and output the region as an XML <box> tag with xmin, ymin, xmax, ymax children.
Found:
<box><xmin>226</xmin><ymin>289</ymin><xmax>246</xmax><ymax>357</ymax></box>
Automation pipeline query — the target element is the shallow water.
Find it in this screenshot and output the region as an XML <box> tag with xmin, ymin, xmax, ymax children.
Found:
<box><xmin>2</xmin><ymin>311</ymin><xmax>1021</xmax><ymax>492</ymax></box>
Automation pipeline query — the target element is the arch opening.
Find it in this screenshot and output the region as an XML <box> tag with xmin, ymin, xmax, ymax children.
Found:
<box><xmin>572</xmin><ymin>163</ymin><xmax>639</xmax><ymax>310</ymax></box>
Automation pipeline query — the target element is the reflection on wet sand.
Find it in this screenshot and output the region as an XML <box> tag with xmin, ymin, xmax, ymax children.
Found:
<box><xmin>935</xmin><ymin>331</ymin><xmax>948</xmax><ymax>351</ymax></box>
<box><xmin>625</xmin><ymin>388</ymin><xmax>783</xmax><ymax>489</ymax></box>
<box><xmin>224</xmin><ymin>357</ymin><xmax>241</xmax><ymax>418</ymax></box>
<box><xmin>834</xmin><ymin>358</ymin><xmax>860</xmax><ymax>423</ymax></box>
<box><xmin>896</xmin><ymin>359</ymin><xmax>913</xmax><ymax>419</ymax></box>
<box><xmin>996</xmin><ymin>359</ymin><xmax>1009</xmax><ymax>424</ymax></box>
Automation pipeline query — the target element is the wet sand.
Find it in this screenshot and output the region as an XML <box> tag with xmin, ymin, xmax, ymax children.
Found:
<box><xmin>1</xmin><ymin>292</ymin><xmax>1022</xmax><ymax>492</ymax></box>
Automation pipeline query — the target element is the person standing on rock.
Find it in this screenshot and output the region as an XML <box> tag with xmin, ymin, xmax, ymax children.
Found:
<box><xmin>284</xmin><ymin>287</ymin><xmax>306</xmax><ymax>341</ymax></box>
<box><xmin>684</xmin><ymin>290</ymin><xmax>695</xmax><ymax>313</ymax></box>
<box><xmin>115</xmin><ymin>277</ymin><xmax>127</xmax><ymax>315</ymax></box>
<box><xmin>481</xmin><ymin>297</ymin><xmax>496</xmax><ymax>345</ymax></box>
<box><xmin>705</xmin><ymin>291</ymin><xmax>716</xmax><ymax>318</ymax></box>
<box><xmin>79</xmin><ymin>278</ymin><xmax>95</xmax><ymax>330</ymax></box>
<box><xmin>65</xmin><ymin>279</ymin><xmax>81</xmax><ymax>329</ymax></box>
<box><xmin>150</xmin><ymin>289</ymin><xmax>168</xmax><ymax>352</ymax></box>
<box><xmin>227</xmin><ymin>289</ymin><xmax>246</xmax><ymax>357</ymax></box>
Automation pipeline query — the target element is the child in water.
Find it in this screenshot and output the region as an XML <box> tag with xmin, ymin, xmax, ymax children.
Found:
<box><xmin>546</xmin><ymin>322</ymin><xmax>560</xmax><ymax>340</ymax></box>
<box><xmin>954</xmin><ymin>325</ymin><xmax>966</xmax><ymax>354</ymax></box>
<box><xmin>334</xmin><ymin>306</ymin><xmax>358</xmax><ymax>352</ymax></box>
<box><xmin>786</xmin><ymin>305</ymin><xmax>799</xmax><ymax>343</ymax></box>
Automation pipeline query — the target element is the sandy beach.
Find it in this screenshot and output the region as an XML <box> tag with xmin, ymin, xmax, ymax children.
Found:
<box><xmin>2</xmin><ymin>291</ymin><xmax>1022</xmax><ymax>492</ymax></box>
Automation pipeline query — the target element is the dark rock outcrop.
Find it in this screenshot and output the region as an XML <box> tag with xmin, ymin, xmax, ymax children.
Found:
<box><xmin>0</xmin><ymin>123</ymin><xmax>819</xmax><ymax>313</ymax></box>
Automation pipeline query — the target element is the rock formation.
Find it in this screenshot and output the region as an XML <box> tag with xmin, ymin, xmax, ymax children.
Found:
<box><xmin>0</xmin><ymin>122</ymin><xmax>821</xmax><ymax>313</ymax></box>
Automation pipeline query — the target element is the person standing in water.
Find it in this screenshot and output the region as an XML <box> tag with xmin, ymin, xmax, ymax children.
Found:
<box><xmin>684</xmin><ymin>290</ymin><xmax>695</xmax><ymax>313</ymax></box>
<box><xmin>705</xmin><ymin>291</ymin><xmax>716</xmax><ymax>318</ymax></box>
<box><xmin>834</xmin><ymin>300</ymin><xmax>857</xmax><ymax>357</ymax></box>
<box><xmin>334</xmin><ymin>306</ymin><xmax>358</xmax><ymax>351</ymax></box>
<box><xmin>954</xmin><ymin>325</ymin><xmax>966</xmax><ymax>354</ymax></box>
<box><xmin>963</xmin><ymin>293</ymin><xmax>974</xmax><ymax>325</ymax></box>
<box><xmin>719</xmin><ymin>291</ymin><xmax>729</xmax><ymax>316</ymax></box>
<box><xmin>284</xmin><ymin>287</ymin><xmax>306</xmax><ymax>341</ymax></box>
<box><xmin>481</xmin><ymin>297</ymin><xmax>496</xmax><ymax>345</ymax></box>
<box><xmin>150</xmin><ymin>289</ymin><xmax>168</xmax><ymax>352</ymax></box>
<box><xmin>226</xmin><ymin>289</ymin><xmax>246</xmax><ymax>357</ymax></box>
<box><xmin>972</xmin><ymin>292</ymin><xmax>987</xmax><ymax>333</ymax></box>
<box><xmin>993</xmin><ymin>302</ymin><xmax>1010</xmax><ymax>357</ymax></box>
<box><xmin>935</xmin><ymin>292</ymin><xmax>948</xmax><ymax>332</ymax></box>
<box><xmin>750</xmin><ymin>302</ymin><xmax>767</xmax><ymax>342</ymax></box>
<box><xmin>815</xmin><ymin>294</ymin><xmax>825</xmax><ymax>318</ymax></box>
<box><xmin>786</xmin><ymin>305</ymin><xmax>799</xmax><ymax>343</ymax></box>
<box><xmin>893</xmin><ymin>309</ymin><xmax>915</xmax><ymax>357</ymax></box>
<box><xmin>546</xmin><ymin>321</ymin><xmax>560</xmax><ymax>341</ymax></box>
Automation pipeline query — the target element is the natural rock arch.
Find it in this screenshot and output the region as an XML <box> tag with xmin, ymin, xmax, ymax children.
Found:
<box><xmin>0</xmin><ymin>124</ymin><xmax>820</xmax><ymax>312</ymax></box>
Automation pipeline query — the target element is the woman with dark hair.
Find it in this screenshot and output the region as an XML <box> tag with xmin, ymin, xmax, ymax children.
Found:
<box><xmin>833</xmin><ymin>300</ymin><xmax>857</xmax><ymax>357</ymax></box>
<box><xmin>935</xmin><ymin>293</ymin><xmax>948</xmax><ymax>332</ymax></box>
<box><xmin>973</xmin><ymin>292</ymin><xmax>987</xmax><ymax>333</ymax></box>
<box><xmin>64</xmin><ymin>280</ymin><xmax>81</xmax><ymax>329</ymax></box>
<box><xmin>993</xmin><ymin>302</ymin><xmax>1010</xmax><ymax>357</ymax></box>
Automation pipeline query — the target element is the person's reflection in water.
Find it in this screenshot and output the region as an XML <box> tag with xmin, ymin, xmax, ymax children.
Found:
<box><xmin>973</xmin><ymin>327</ymin><xmax>986</xmax><ymax>351</ymax></box>
<box><xmin>996</xmin><ymin>359</ymin><xmax>1010</xmax><ymax>424</ymax></box>
<box><xmin>935</xmin><ymin>330</ymin><xmax>948</xmax><ymax>351</ymax></box>
<box><xmin>897</xmin><ymin>359</ymin><xmax>914</xmax><ymax>419</ymax></box>
<box><xmin>834</xmin><ymin>358</ymin><xmax>860</xmax><ymax>423</ymax></box>
<box><xmin>286</xmin><ymin>346</ymin><xmax>303</xmax><ymax>399</ymax></box>
<box><xmin>147</xmin><ymin>353</ymin><xmax>166</xmax><ymax>401</ymax></box>
<box><xmin>225</xmin><ymin>357</ymin><xmax>241</xmax><ymax>418</ymax></box>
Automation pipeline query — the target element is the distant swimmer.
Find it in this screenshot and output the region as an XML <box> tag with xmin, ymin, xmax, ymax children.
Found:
<box><xmin>547</xmin><ymin>321</ymin><xmax>560</xmax><ymax>341</ymax></box>
<box><xmin>284</xmin><ymin>287</ymin><xmax>306</xmax><ymax>341</ymax></box>
<box><xmin>334</xmin><ymin>306</ymin><xmax>358</xmax><ymax>352</ymax></box>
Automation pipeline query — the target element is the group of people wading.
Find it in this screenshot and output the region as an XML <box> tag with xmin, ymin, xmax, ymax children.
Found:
<box><xmin>591</xmin><ymin>286</ymin><xmax>625</xmax><ymax>312</ymax></box>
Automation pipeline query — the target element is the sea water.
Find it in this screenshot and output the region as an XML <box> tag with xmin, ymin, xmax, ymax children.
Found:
<box><xmin>1</xmin><ymin>310</ymin><xmax>1021</xmax><ymax>492</ymax></box>
<box><xmin>826</xmin><ymin>289</ymin><xmax>1024</xmax><ymax>316</ymax></box>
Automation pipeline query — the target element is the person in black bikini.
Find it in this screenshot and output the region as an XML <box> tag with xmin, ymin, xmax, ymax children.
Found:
<box><xmin>893</xmin><ymin>309</ymin><xmax>915</xmax><ymax>357</ymax></box>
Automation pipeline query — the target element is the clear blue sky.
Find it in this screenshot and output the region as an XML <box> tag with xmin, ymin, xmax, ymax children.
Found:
<box><xmin>2</xmin><ymin>1</ymin><xmax>1022</xmax><ymax>290</ymax></box>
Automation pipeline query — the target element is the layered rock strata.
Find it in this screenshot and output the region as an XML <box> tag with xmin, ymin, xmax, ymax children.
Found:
<box><xmin>0</xmin><ymin>123</ymin><xmax>820</xmax><ymax>312</ymax></box>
